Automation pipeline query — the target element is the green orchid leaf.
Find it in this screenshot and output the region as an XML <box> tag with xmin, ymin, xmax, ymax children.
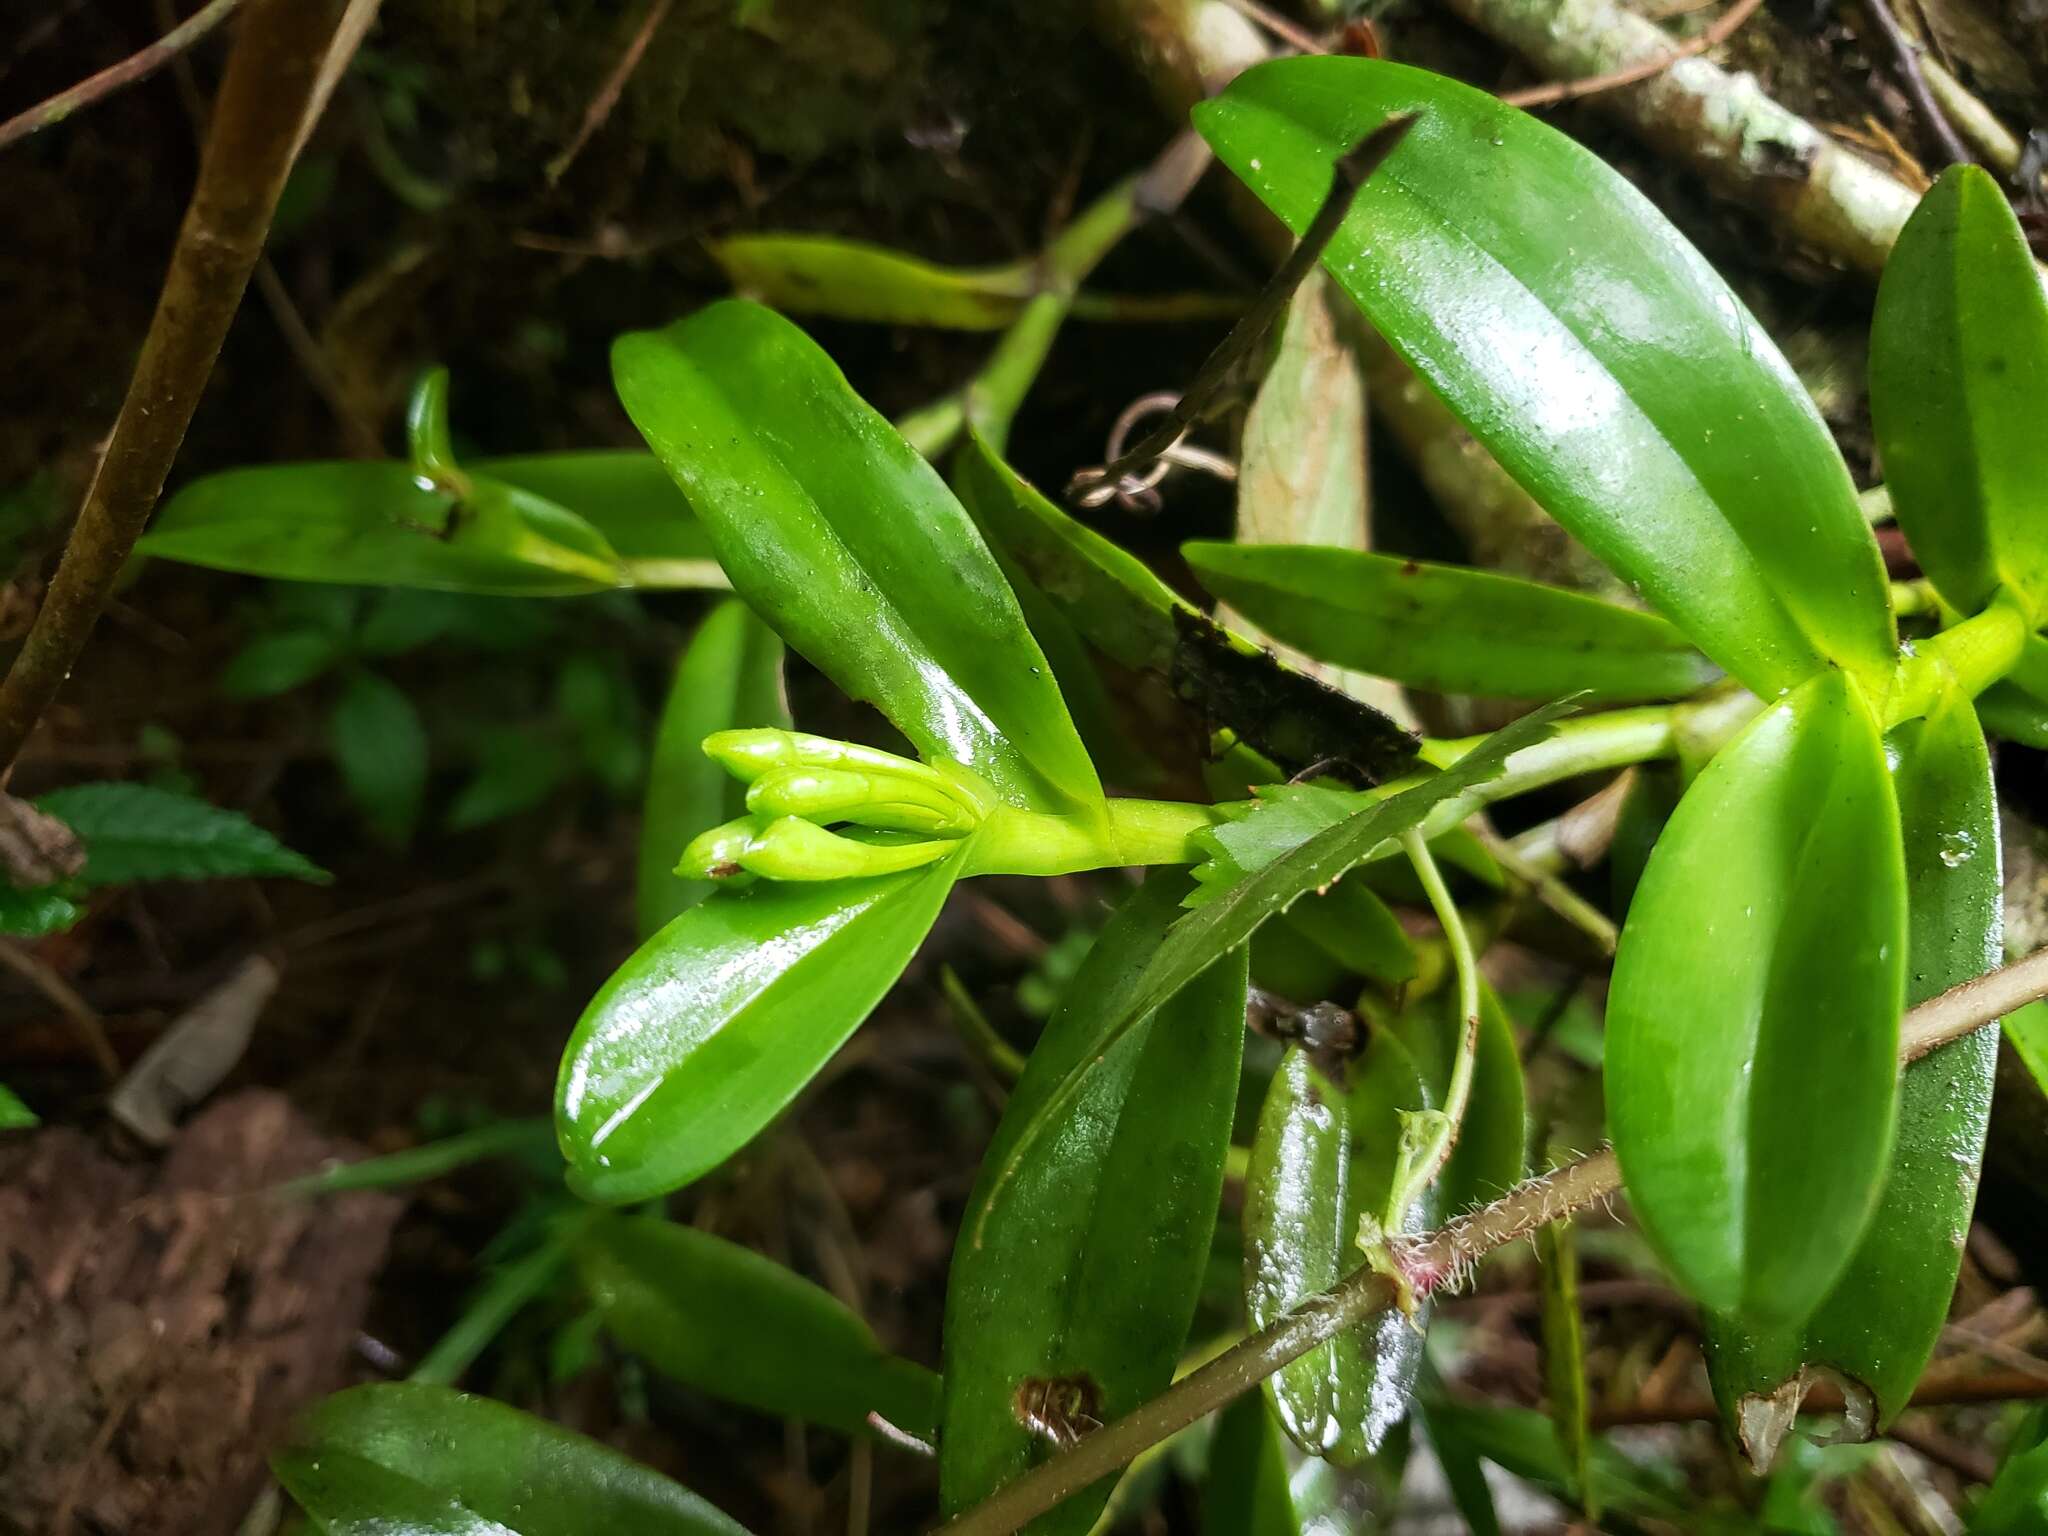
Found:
<box><xmin>0</xmin><ymin>1082</ymin><xmax>37</xmax><ymax>1130</ymax></box>
<box><xmin>577</xmin><ymin>1213</ymin><xmax>939</xmax><ymax>1440</ymax></box>
<box><xmin>1202</xmin><ymin>1392</ymin><xmax>1300</xmax><ymax>1536</ymax></box>
<box><xmin>1705</xmin><ymin>697</ymin><xmax>2000</xmax><ymax>1460</ymax></box>
<box><xmin>1184</xmin><ymin>543</ymin><xmax>1719</xmax><ymax>703</ymax></box>
<box><xmin>638</xmin><ymin>601</ymin><xmax>789</xmax><ymax>936</ymax></box>
<box><xmin>1414</xmin><ymin>1399</ymin><xmax>1503</xmax><ymax>1536</ymax></box>
<box><xmin>557</xmin><ymin>854</ymin><xmax>963</xmax><ymax>1203</ymax></box>
<box><xmin>220</xmin><ymin>628</ymin><xmax>346</xmax><ymax>697</ymax></box>
<box><xmin>1537</xmin><ymin>1220</ymin><xmax>1594</xmax><ymax>1516</ymax></box>
<box><xmin>613</xmin><ymin>301</ymin><xmax>1100</xmax><ymax>820</ymax></box>
<box><xmin>1610</xmin><ymin>765</ymin><xmax>1682</xmax><ymax>919</ymax></box>
<box><xmin>1390</xmin><ymin>983</ymin><xmax>1527</xmax><ymax>1217</ymax></box>
<box><xmin>1870</xmin><ymin>164</ymin><xmax>2048</xmax><ymax>622</ymax></box>
<box><xmin>38</xmin><ymin>782</ymin><xmax>328</xmax><ymax>885</ymax></box>
<box><xmin>1419</xmin><ymin>1398</ymin><xmax>1695</xmax><ymax>1525</ymax></box>
<box><xmin>1608</xmin><ymin>670</ymin><xmax>1906</xmax><ymax>1325</ymax></box>
<box><xmin>274</xmin><ymin>1382</ymin><xmax>750</xmax><ymax>1535</ymax></box>
<box><xmin>143</xmin><ymin>453</ymin><xmax>725</xmax><ymax>595</ymax></box>
<box><xmin>2007</xmin><ymin>999</ymin><xmax>2048</xmax><ymax>1100</ymax></box>
<box><xmin>1973</xmin><ymin>1433</ymin><xmax>2048</xmax><ymax>1533</ymax></box>
<box><xmin>977</xmin><ymin>702</ymin><xmax>1572</xmax><ymax>1233</ymax></box>
<box><xmin>1284</xmin><ymin>880</ymin><xmax>1415</xmax><ymax>990</ymax></box>
<box><xmin>1979</xmin><ymin>681</ymin><xmax>2048</xmax><ymax>748</ymax></box>
<box><xmin>331</xmin><ymin>671</ymin><xmax>429</xmax><ymax>847</ymax></box>
<box><xmin>941</xmin><ymin>872</ymin><xmax>1246</xmax><ymax>1535</ymax></box>
<box><xmin>1244</xmin><ymin>1037</ymin><xmax>1436</xmax><ymax>1462</ymax></box>
<box><xmin>712</xmin><ymin>234</ymin><xmax>1039</xmax><ymax>330</ymax></box>
<box><xmin>953</xmin><ymin>431</ymin><xmax>1420</xmax><ymax>783</ymax></box>
<box><xmin>1196</xmin><ymin>57</ymin><xmax>1895</xmax><ymax>700</ymax></box>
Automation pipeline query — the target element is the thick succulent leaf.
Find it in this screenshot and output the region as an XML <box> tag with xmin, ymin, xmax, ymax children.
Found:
<box><xmin>1705</xmin><ymin>698</ymin><xmax>2000</xmax><ymax>1454</ymax></box>
<box><xmin>1184</xmin><ymin>542</ymin><xmax>1718</xmax><ymax>703</ymax></box>
<box><xmin>1390</xmin><ymin>983</ymin><xmax>1527</xmax><ymax>1217</ymax></box>
<box><xmin>952</xmin><ymin>431</ymin><xmax>1419</xmax><ymax>783</ymax></box>
<box><xmin>980</xmin><ymin>702</ymin><xmax>1572</xmax><ymax>1227</ymax></box>
<box><xmin>143</xmin><ymin>454</ymin><xmax>723</xmax><ymax>594</ymax></box>
<box><xmin>577</xmin><ymin>1213</ymin><xmax>939</xmax><ymax>1440</ymax></box>
<box><xmin>1201</xmin><ymin>1392</ymin><xmax>1301</xmax><ymax>1536</ymax></box>
<box><xmin>274</xmin><ymin>1383</ymin><xmax>750</xmax><ymax>1535</ymax></box>
<box><xmin>557</xmin><ymin>856</ymin><xmax>962</xmax><ymax>1203</ymax></box>
<box><xmin>1196</xmin><ymin>57</ymin><xmax>1895</xmax><ymax>699</ymax></box>
<box><xmin>942</xmin><ymin>873</ymin><xmax>1246</xmax><ymax>1535</ymax></box>
<box><xmin>38</xmin><ymin>782</ymin><xmax>328</xmax><ymax>885</ymax></box>
<box><xmin>613</xmin><ymin>302</ymin><xmax>1100</xmax><ymax>819</ymax></box>
<box><xmin>712</xmin><ymin>235</ymin><xmax>1038</xmax><ymax>329</ymax></box>
<box><xmin>1870</xmin><ymin>165</ymin><xmax>2048</xmax><ymax>621</ymax></box>
<box><xmin>1244</xmin><ymin>1038</ymin><xmax>1435</xmax><ymax>1462</ymax></box>
<box><xmin>1608</xmin><ymin>671</ymin><xmax>1907</xmax><ymax>1324</ymax></box>
<box><xmin>638</xmin><ymin>602</ymin><xmax>788</xmax><ymax>936</ymax></box>
<box><xmin>1537</xmin><ymin>1221</ymin><xmax>1594</xmax><ymax>1514</ymax></box>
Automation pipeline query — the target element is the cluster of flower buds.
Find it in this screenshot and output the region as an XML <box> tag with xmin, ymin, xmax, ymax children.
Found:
<box><xmin>678</xmin><ymin>729</ymin><xmax>997</xmax><ymax>884</ymax></box>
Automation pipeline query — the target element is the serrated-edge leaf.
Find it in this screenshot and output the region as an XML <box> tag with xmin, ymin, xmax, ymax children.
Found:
<box><xmin>977</xmin><ymin>699</ymin><xmax>1575</xmax><ymax>1243</ymax></box>
<box><xmin>37</xmin><ymin>782</ymin><xmax>328</xmax><ymax>886</ymax></box>
<box><xmin>942</xmin><ymin>872</ymin><xmax>1246</xmax><ymax>1535</ymax></box>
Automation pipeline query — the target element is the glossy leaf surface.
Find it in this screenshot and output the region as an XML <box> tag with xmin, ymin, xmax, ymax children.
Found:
<box><xmin>39</xmin><ymin>782</ymin><xmax>327</xmax><ymax>885</ymax></box>
<box><xmin>1201</xmin><ymin>1393</ymin><xmax>1300</xmax><ymax>1536</ymax></box>
<box><xmin>1196</xmin><ymin>57</ymin><xmax>1895</xmax><ymax>699</ymax></box>
<box><xmin>1608</xmin><ymin>671</ymin><xmax>1906</xmax><ymax>1324</ymax></box>
<box><xmin>1244</xmin><ymin>1037</ymin><xmax>1435</xmax><ymax>1462</ymax></box>
<box><xmin>1390</xmin><ymin>983</ymin><xmax>1526</xmax><ymax>1217</ymax></box>
<box><xmin>557</xmin><ymin>856</ymin><xmax>962</xmax><ymax>1202</ymax></box>
<box><xmin>275</xmin><ymin>1383</ymin><xmax>750</xmax><ymax>1535</ymax></box>
<box><xmin>713</xmin><ymin>234</ymin><xmax>1037</xmax><ymax>329</ymax></box>
<box><xmin>144</xmin><ymin>454</ymin><xmax>723</xmax><ymax>594</ymax></box>
<box><xmin>953</xmin><ymin>432</ymin><xmax>1419</xmax><ymax>783</ymax></box>
<box><xmin>1184</xmin><ymin>543</ymin><xmax>1717</xmax><ymax>702</ymax></box>
<box><xmin>1706</xmin><ymin>699</ymin><xmax>2000</xmax><ymax>1447</ymax></box>
<box><xmin>982</xmin><ymin>702</ymin><xmax>1571</xmax><ymax>1223</ymax></box>
<box><xmin>1870</xmin><ymin>165</ymin><xmax>2048</xmax><ymax>620</ymax></box>
<box><xmin>613</xmin><ymin>302</ymin><xmax>1100</xmax><ymax>819</ymax></box>
<box><xmin>942</xmin><ymin>873</ymin><xmax>1246</xmax><ymax>1535</ymax></box>
<box><xmin>638</xmin><ymin>601</ymin><xmax>788</xmax><ymax>936</ymax></box>
<box><xmin>578</xmin><ymin>1213</ymin><xmax>939</xmax><ymax>1439</ymax></box>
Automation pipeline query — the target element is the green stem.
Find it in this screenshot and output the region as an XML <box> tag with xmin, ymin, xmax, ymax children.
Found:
<box><xmin>1885</xmin><ymin>587</ymin><xmax>2032</xmax><ymax>727</ymax></box>
<box><xmin>964</xmin><ymin>797</ymin><xmax>1222</xmax><ymax>877</ymax></box>
<box><xmin>410</xmin><ymin>1213</ymin><xmax>587</xmax><ymax>1387</ymax></box>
